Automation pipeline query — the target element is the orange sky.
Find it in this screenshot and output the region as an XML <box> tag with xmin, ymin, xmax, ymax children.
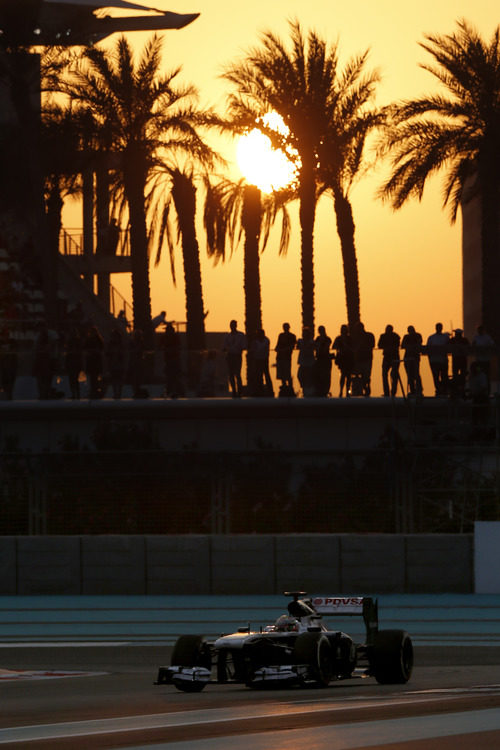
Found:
<box><xmin>64</xmin><ymin>1</ymin><xmax>498</xmax><ymax>394</ymax></box>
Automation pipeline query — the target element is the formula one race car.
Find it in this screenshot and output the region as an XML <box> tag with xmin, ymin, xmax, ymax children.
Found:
<box><xmin>155</xmin><ymin>592</ymin><xmax>413</xmax><ymax>692</ymax></box>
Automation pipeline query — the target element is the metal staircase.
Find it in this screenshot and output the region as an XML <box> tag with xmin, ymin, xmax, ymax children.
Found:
<box><xmin>58</xmin><ymin>228</ymin><xmax>133</xmax><ymax>336</ymax></box>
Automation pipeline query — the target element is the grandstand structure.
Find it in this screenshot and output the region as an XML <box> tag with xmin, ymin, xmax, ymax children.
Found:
<box><xmin>0</xmin><ymin>1</ymin><xmax>198</xmax><ymax>337</ymax></box>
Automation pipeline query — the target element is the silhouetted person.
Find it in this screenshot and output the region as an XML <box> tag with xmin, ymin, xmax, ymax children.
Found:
<box><xmin>222</xmin><ymin>319</ymin><xmax>246</xmax><ymax>397</ymax></box>
<box><xmin>97</xmin><ymin>217</ymin><xmax>120</xmax><ymax>256</ymax></box>
<box><xmin>129</xmin><ymin>328</ymin><xmax>147</xmax><ymax>398</ymax></box>
<box><xmin>251</xmin><ymin>328</ymin><xmax>273</xmax><ymax>396</ymax></box>
<box><xmin>314</xmin><ymin>324</ymin><xmax>332</xmax><ymax>396</ymax></box>
<box><xmin>67</xmin><ymin>301</ymin><xmax>87</xmax><ymax>336</ymax></box>
<box><xmin>0</xmin><ymin>335</ymin><xmax>17</xmax><ymax>399</ymax></box>
<box><xmin>33</xmin><ymin>325</ymin><xmax>55</xmax><ymax>399</ymax></box>
<box><xmin>197</xmin><ymin>349</ymin><xmax>217</xmax><ymax>397</ymax></box>
<box><xmin>426</xmin><ymin>322</ymin><xmax>449</xmax><ymax>396</ymax></box>
<box><xmin>275</xmin><ymin>322</ymin><xmax>296</xmax><ymax>395</ymax></box>
<box><xmin>116</xmin><ymin>309</ymin><xmax>129</xmax><ymax>331</ymax></box>
<box><xmin>84</xmin><ymin>326</ymin><xmax>105</xmax><ymax>399</ymax></box>
<box><xmin>163</xmin><ymin>322</ymin><xmax>182</xmax><ymax>398</ymax></box>
<box><xmin>468</xmin><ymin>361</ymin><xmax>490</xmax><ymax>425</ymax></box>
<box><xmin>352</xmin><ymin>322</ymin><xmax>375</xmax><ymax>397</ymax></box>
<box><xmin>472</xmin><ymin>324</ymin><xmax>495</xmax><ymax>394</ymax></box>
<box><xmin>297</xmin><ymin>326</ymin><xmax>315</xmax><ymax>397</ymax></box>
<box><xmin>449</xmin><ymin>328</ymin><xmax>470</xmax><ymax>399</ymax></box>
<box><xmin>151</xmin><ymin>310</ymin><xmax>167</xmax><ymax>330</ymax></box>
<box><xmin>65</xmin><ymin>327</ymin><xmax>83</xmax><ymax>400</ymax></box>
<box><xmin>332</xmin><ymin>324</ymin><xmax>353</xmax><ymax>397</ymax></box>
<box><xmin>378</xmin><ymin>324</ymin><xmax>400</xmax><ymax>397</ymax></box>
<box><xmin>401</xmin><ymin>325</ymin><xmax>423</xmax><ymax>396</ymax></box>
<box><xmin>107</xmin><ymin>328</ymin><xmax>126</xmax><ymax>399</ymax></box>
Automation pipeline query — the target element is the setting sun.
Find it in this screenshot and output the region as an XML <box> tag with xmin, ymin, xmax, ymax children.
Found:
<box><xmin>236</xmin><ymin>112</ymin><xmax>298</xmax><ymax>193</ymax></box>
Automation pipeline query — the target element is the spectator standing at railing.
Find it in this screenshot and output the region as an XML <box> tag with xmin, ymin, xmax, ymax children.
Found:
<box><xmin>84</xmin><ymin>326</ymin><xmax>105</xmax><ymax>399</ymax></box>
<box><xmin>378</xmin><ymin>324</ymin><xmax>401</xmax><ymax>398</ymax></box>
<box><xmin>116</xmin><ymin>309</ymin><xmax>130</xmax><ymax>332</ymax></box>
<box><xmin>472</xmin><ymin>325</ymin><xmax>496</xmax><ymax>395</ymax></box>
<box><xmin>332</xmin><ymin>324</ymin><xmax>354</xmax><ymax>398</ymax></box>
<box><xmin>449</xmin><ymin>328</ymin><xmax>470</xmax><ymax>399</ymax></box>
<box><xmin>67</xmin><ymin>301</ymin><xmax>87</xmax><ymax>337</ymax></box>
<box><xmin>222</xmin><ymin>320</ymin><xmax>246</xmax><ymax>398</ymax></box>
<box><xmin>297</xmin><ymin>326</ymin><xmax>316</xmax><ymax>397</ymax></box>
<box><xmin>129</xmin><ymin>328</ymin><xmax>148</xmax><ymax>399</ymax></box>
<box><xmin>163</xmin><ymin>322</ymin><xmax>183</xmax><ymax>398</ymax></box>
<box><xmin>0</xmin><ymin>333</ymin><xmax>17</xmax><ymax>400</ymax></box>
<box><xmin>33</xmin><ymin>324</ymin><xmax>57</xmax><ymax>399</ymax></box>
<box><xmin>107</xmin><ymin>328</ymin><xmax>126</xmax><ymax>399</ymax></box>
<box><xmin>64</xmin><ymin>327</ymin><xmax>83</xmax><ymax>400</ymax></box>
<box><xmin>275</xmin><ymin>322</ymin><xmax>297</xmax><ymax>396</ymax></box>
<box><xmin>314</xmin><ymin>325</ymin><xmax>332</xmax><ymax>397</ymax></box>
<box><xmin>401</xmin><ymin>325</ymin><xmax>423</xmax><ymax>396</ymax></box>
<box><xmin>425</xmin><ymin>322</ymin><xmax>450</xmax><ymax>397</ymax></box>
<box><xmin>250</xmin><ymin>328</ymin><xmax>274</xmax><ymax>397</ymax></box>
<box><xmin>197</xmin><ymin>349</ymin><xmax>217</xmax><ymax>397</ymax></box>
<box><xmin>351</xmin><ymin>322</ymin><xmax>375</xmax><ymax>397</ymax></box>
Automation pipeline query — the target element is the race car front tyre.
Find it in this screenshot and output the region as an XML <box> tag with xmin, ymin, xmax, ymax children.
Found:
<box><xmin>170</xmin><ymin>635</ymin><xmax>211</xmax><ymax>692</ymax></box>
<box><xmin>293</xmin><ymin>632</ymin><xmax>333</xmax><ymax>687</ymax></box>
<box><xmin>171</xmin><ymin>635</ymin><xmax>211</xmax><ymax>668</ymax></box>
<box><xmin>371</xmin><ymin>629</ymin><xmax>413</xmax><ymax>684</ymax></box>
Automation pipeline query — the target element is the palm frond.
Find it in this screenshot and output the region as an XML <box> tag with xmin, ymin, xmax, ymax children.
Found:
<box><xmin>381</xmin><ymin>19</ymin><xmax>500</xmax><ymax>218</ymax></box>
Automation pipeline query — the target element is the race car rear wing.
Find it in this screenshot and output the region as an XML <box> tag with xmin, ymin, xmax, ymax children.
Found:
<box><xmin>311</xmin><ymin>596</ymin><xmax>379</xmax><ymax>645</ymax></box>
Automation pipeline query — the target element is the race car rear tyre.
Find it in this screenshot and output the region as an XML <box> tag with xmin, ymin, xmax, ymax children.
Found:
<box><xmin>293</xmin><ymin>632</ymin><xmax>333</xmax><ymax>687</ymax></box>
<box><xmin>371</xmin><ymin>629</ymin><xmax>413</xmax><ymax>684</ymax></box>
<box><xmin>171</xmin><ymin>635</ymin><xmax>211</xmax><ymax>692</ymax></box>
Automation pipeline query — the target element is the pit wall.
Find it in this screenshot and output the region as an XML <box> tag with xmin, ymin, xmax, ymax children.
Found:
<box><xmin>0</xmin><ymin>534</ymin><xmax>472</xmax><ymax>596</ymax></box>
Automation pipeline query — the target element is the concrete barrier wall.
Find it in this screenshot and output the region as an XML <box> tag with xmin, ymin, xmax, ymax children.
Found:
<box><xmin>0</xmin><ymin>399</ymin><xmax>454</xmax><ymax>454</ymax></box>
<box><xmin>0</xmin><ymin>534</ymin><xmax>474</xmax><ymax>596</ymax></box>
<box><xmin>16</xmin><ymin>536</ymin><xmax>81</xmax><ymax>595</ymax></box>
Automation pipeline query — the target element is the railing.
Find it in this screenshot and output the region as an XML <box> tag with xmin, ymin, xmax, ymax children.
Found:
<box><xmin>59</xmin><ymin>228</ymin><xmax>131</xmax><ymax>257</ymax></box>
<box><xmin>109</xmin><ymin>285</ymin><xmax>133</xmax><ymax>325</ymax></box>
<box><xmin>58</xmin><ymin>227</ymin><xmax>133</xmax><ymax>325</ymax></box>
<box><xmin>59</xmin><ymin>230</ymin><xmax>83</xmax><ymax>256</ymax></box>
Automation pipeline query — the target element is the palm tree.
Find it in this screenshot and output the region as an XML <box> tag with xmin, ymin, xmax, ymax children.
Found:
<box><xmin>41</xmin><ymin>103</ymin><xmax>84</xmax><ymax>265</ymax></box>
<box><xmin>317</xmin><ymin>53</ymin><xmax>383</xmax><ymax>331</ymax></box>
<box><xmin>148</xmin><ymin>166</ymin><xmax>209</xmax><ymax>353</ymax></box>
<box><xmin>223</xmin><ymin>20</ymin><xmax>377</xmax><ymax>333</ymax></box>
<box><xmin>379</xmin><ymin>20</ymin><xmax>500</xmax><ymax>344</ymax></box>
<box><xmin>203</xmin><ymin>175</ymin><xmax>291</xmax><ymax>346</ymax></box>
<box><xmin>65</xmin><ymin>33</ymin><xmax>217</xmax><ymax>343</ymax></box>
<box><xmin>204</xmin><ymin>175</ymin><xmax>290</xmax><ymax>393</ymax></box>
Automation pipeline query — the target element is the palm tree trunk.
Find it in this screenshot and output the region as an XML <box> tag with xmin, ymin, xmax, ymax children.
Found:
<box><xmin>95</xmin><ymin>158</ymin><xmax>111</xmax><ymax>310</ymax></box>
<box><xmin>479</xmin><ymin>173</ymin><xmax>500</xmax><ymax>347</ymax></box>
<box><xmin>171</xmin><ymin>171</ymin><xmax>206</xmax><ymax>352</ymax></box>
<box><xmin>171</xmin><ymin>171</ymin><xmax>206</xmax><ymax>393</ymax></box>
<box><xmin>45</xmin><ymin>185</ymin><xmax>62</xmax><ymax>313</ymax></box>
<box><xmin>333</xmin><ymin>187</ymin><xmax>361</xmax><ymax>331</ymax></box>
<box><xmin>242</xmin><ymin>185</ymin><xmax>263</xmax><ymax>338</ymax></box>
<box><xmin>9</xmin><ymin>50</ymin><xmax>58</xmax><ymax>327</ymax></box>
<box><xmin>242</xmin><ymin>184</ymin><xmax>263</xmax><ymax>393</ymax></box>
<box><xmin>298</xmin><ymin>161</ymin><xmax>316</xmax><ymax>333</ymax></box>
<box><xmin>124</xmin><ymin>156</ymin><xmax>152</xmax><ymax>345</ymax></box>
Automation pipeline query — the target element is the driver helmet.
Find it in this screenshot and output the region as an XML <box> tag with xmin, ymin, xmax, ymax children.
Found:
<box><xmin>275</xmin><ymin>614</ymin><xmax>299</xmax><ymax>632</ymax></box>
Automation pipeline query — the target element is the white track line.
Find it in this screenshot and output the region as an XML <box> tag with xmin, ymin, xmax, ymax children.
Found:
<box><xmin>123</xmin><ymin>709</ymin><xmax>500</xmax><ymax>750</ymax></box>
<box><xmin>0</xmin><ymin>694</ymin><xmax>494</xmax><ymax>744</ymax></box>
